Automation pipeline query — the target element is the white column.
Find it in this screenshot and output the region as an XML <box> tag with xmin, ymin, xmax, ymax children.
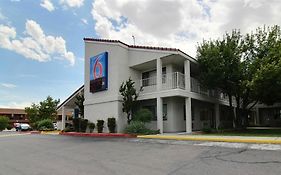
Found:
<box><xmin>156</xmin><ymin>58</ymin><xmax>162</xmax><ymax>91</ymax></box>
<box><xmin>62</xmin><ymin>106</ymin><xmax>66</xmax><ymax>130</ymax></box>
<box><xmin>157</xmin><ymin>97</ymin><xmax>163</xmax><ymax>133</ymax></box>
<box><xmin>184</xmin><ymin>60</ymin><xmax>191</xmax><ymax>91</ymax></box>
<box><xmin>185</xmin><ymin>97</ymin><xmax>192</xmax><ymax>133</ymax></box>
<box><xmin>215</xmin><ymin>103</ymin><xmax>220</xmax><ymax>129</ymax></box>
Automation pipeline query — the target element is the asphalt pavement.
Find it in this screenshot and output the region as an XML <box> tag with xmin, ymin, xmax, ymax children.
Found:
<box><xmin>0</xmin><ymin>132</ymin><xmax>281</xmax><ymax>175</ymax></box>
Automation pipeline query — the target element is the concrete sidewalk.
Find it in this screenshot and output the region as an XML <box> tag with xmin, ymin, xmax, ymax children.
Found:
<box><xmin>137</xmin><ymin>134</ymin><xmax>281</xmax><ymax>144</ymax></box>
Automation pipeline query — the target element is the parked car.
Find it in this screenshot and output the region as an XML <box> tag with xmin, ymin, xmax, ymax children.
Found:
<box><xmin>20</xmin><ymin>123</ymin><xmax>31</xmax><ymax>131</ymax></box>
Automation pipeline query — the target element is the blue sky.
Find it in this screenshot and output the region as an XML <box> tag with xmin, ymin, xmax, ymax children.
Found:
<box><xmin>1</xmin><ymin>0</ymin><xmax>280</xmax><ymax>108</ymax></box>
<box><xmin>0</xmin><ymin>0</ymin><xmax>95</xmax><ymax>108</ymax></box>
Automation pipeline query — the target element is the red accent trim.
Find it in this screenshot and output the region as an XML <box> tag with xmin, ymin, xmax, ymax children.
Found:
<box><xmin>59</xmin><ymin>132</ymin><xmax>136</xmax><ymax>138</ymax></box>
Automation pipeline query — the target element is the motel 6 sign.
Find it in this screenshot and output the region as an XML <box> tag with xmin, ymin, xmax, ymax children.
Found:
<box><xmin>90</xmin><ymin>52</ymin><xmax>108</xmax><ymax>93</ymax></box>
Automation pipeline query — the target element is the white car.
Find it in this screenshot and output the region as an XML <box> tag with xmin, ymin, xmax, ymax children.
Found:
<box><xmin>20</xmin><ymin>123</ymin><xmax>31</xmax><ymax>131</ymax></box>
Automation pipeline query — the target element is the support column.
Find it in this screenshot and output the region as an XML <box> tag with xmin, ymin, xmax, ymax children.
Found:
<box><xmin>62</xmin><ymin>106</ymin><xmax>66</xmax><ymax>130</ymax></box>
<box><xmin>184</xmin><ymin>60</ymin><xmax>191</xmax><ymax>91</ymax></box>
<box><xmin>157</xmin><ymin>97</ymin><xmax>163</xmax><ymax>134</ymax></box>
<box><xmin>157</xmin><ymin>58</ymin><xmax>162</xmax><ymax>91</ymax></box>
<box><xmin>185</xmin><ymin>97</ymin><xmax>192</xmax><ymax>133</ymax></box>
<box><xmin>215</xmin><ymin>103</ymin><xmax>220</xmax><ymax>129</ymax></box>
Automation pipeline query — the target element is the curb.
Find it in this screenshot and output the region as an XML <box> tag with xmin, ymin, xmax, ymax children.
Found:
<box><xmin>137</xmin><ymin>135</ymin><xmax>281</xmax><ymax>144</ymax></box>
<box><xmin>30</xmin><ymin>131</ymin><xmax>41</xmax><ymax>134</ymax></box>
<box><xmin>59</xmin><ymin>132</ymin><xmax>137</xmax><ymax>138</ymax></box>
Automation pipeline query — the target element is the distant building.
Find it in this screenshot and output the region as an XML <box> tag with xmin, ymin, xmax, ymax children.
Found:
<box><xmin>0</xmin><ymin>108</ymin><xmax>29</xmax><ymax>125</ymax></box>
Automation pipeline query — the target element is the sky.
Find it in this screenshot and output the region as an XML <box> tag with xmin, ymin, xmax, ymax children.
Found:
<box><xmin>0</xmin><ymin>0</ymin><xmax>281</xmax><ymax>109</ymax></box>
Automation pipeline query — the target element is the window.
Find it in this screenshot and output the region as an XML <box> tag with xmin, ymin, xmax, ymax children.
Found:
<box><xmin>143</xmin><ymin>104</ymin><xmax>167</xmax><ymax>121</ymax></box>
<box><xmin>163</xmin><ymin>104</ymin><xmax>167</xmax><ymax>121</ymax></box>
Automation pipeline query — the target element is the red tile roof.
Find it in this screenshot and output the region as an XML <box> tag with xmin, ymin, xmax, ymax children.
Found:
<box><xmin>83</xmin><ymin>38</ymin><xmax>195</xmax><ymax>60</ymax></box>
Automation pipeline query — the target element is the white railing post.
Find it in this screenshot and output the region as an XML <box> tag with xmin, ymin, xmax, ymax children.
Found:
<box><xmin>157</xmin><ymin>58</ymin><xmax>162</xmax><ymax>91</ymax></box>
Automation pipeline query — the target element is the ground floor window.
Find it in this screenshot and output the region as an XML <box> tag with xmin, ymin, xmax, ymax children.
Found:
<box><xmin>143</xmin><ymin>104</ymin><xmax>167</xmax><ymax>121</ymax></box>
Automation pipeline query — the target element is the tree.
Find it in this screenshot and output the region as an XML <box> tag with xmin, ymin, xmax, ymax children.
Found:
<box><xmin>197</xmin><ymin>25</ymin><xmax>281</xmax><ymax>128</ymax></box>
<box><xmin>248</xmin><ymin>25</ymin><xmax>281</xmax><ymax>105</ymax></box>
<box><xmin>25</xmin><ymin>96</ymin><xmax>60</xmax><ymax>128</ymax></box>
<box><xmin>119</xmin><ymin>78</ymin><xmax>141</xmax><ymax>124</ymax></box>
<box><xmin>38</xmin><ymin>96</ymin><xmax>60</xmax><ymax>121</ymax></box>
<box><xmin>0</xmin><ymin>116</ymin><xmax>9</xmax><ymax>131</ymax></box>
<box><xmin>197</xmin><ymin>30</ymin><xmax>243</xmax><ymax>127</ymax></box>
<box><xmin>25</xmin><ymin>103</ymin><xmax>39</xmax><ymax>126</ymax></box>
<box><xmin>75</xmin><ymin>93</ymin><xmax>84</xmax><ymax>118</ymax></box>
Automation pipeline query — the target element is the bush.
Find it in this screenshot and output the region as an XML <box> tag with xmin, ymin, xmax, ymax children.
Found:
<box><xmin>133</xmin><ymin>109</ymin><xmax>152</xmax><ymax>123</ymax></box>
<box><xmin>73</xmin><ymin>118</ymin><xmax>88</xmax><ymax>132</ymax></box>
<box><xmin>97</xmin><ymin>120</ymin><xmax>104</xmax><ymax>133</ymax></box>
<box><xmin>63</xmin><ymin>126</ymin><xmax>74</xmax><ymax>132</ymax></box>
<box><xmin>80</xmin><ymin>119</ymin><xmax>88</xmax><ymax>133</ymax></box>
<box><xmin>124</xmin><ymin>121</ymin><xmax>160</xmax><ymax>135</ymax></box>
<box><xmin>107</xmin><ymin>118</ymin><xmax>116</xmax><ymax>133</ymax></box>
<box><xmin>88</xmin><ymin>122</ymin><xmax>95</xmax><ymax>133</ymax></box>
<box><xmin>37</xmin><ymin>119</ymin><xmax>54</xmax><ymax>131</ymax></box>
<box><xmin>6</xmin><ymin>125</ymin><xmax>13</xmax><ymax>130</ymax></box>
<box><xmin>202</xmin><ymin>127</ymin><xmax>212</xmax><ymax>133</ymax></box>
<box><xmin>0</xmin><ymin>116</ymin><xmax>9</xmax><ymax>131</ymax></box>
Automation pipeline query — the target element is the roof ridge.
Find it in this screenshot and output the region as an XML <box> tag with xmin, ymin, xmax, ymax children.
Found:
<box><xmin>83</xmin><ymin>38</ymin><xmax>196</xmax><ymax>61</ymax></box>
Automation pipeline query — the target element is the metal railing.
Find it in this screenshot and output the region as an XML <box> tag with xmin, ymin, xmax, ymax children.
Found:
<box><xmin>190</xmin><ymin>77</ymin><xmax>229</xmax><ymax>102</ymax></box>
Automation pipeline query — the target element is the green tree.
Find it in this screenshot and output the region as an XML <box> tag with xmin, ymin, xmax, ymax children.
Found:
<box><xmin>119</xmin><ymin>78</ymin><xmax>141</xmax><ymax>124</ymax></box>
<box><xmin>75</xmin><ymin>93</ymin><xmax>84</xmax><ymax>118</ymax></box>
<box><xmin>25</xmin><ymin>103</ymin><xmax>39</xmax><ymax>126</ymax></box>
<box><xmin>25</xmin><ymin>96</ymin><xmax>60</xmax><ymax>128</ymax></box>
<box><xmin>0</xmin><ymin>116</ymin><xmax>9</xmax><ymax>131</ymax></box>
<box><xmin>197</xmin><ymin>25</ymin><xmax>281</xmax><ymax>128</ymax></box>
<box><xmin>197</xmin><ymin>30</ymin><xmax>243</xmax><ymax>127</ymax></box>
<box><xmin>38</xmin><ymin>96</ymin><xmax>60</xmax><ymax>121</ymax></box>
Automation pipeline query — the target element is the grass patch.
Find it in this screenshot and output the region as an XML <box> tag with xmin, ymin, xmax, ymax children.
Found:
<box><xmin>206</xmin><ymin>129</ymin><xmax>281</xmax><ymax>137</ymax></box>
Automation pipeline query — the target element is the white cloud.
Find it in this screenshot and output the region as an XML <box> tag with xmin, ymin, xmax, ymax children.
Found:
<box><xmin>40</xmin><ymin>0</ymin><xmax>55</xmax><ymax>12</ymax></box>
<box><xmin>60</xmin><ymin>0</ymin><xmax>84</xmax><ymax>8</ymax></box>
<box><xmin>81</xmin><ymin>18</ymin><xmax>88</xmax><ymax>25</ymax></box>
<box><xmin>91</xmin><ymin>0</ymin><xmax>281</xmax><ymax>57</ymax></box>
<box><xmin>1</xmin><ymin>83</ymin><xmax>16</xmax><ymax>88</ymax></box>
<box><xmin>0</xmin><ymin>20</ymin><xmax>75</xmax><ymax>65</ymax></box>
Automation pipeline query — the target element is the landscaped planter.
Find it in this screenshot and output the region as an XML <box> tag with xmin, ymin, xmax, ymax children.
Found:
<box><xmin>59</xmin><ymin>132</ymin><xmax>136</xmax><ymax>138</ymax></box>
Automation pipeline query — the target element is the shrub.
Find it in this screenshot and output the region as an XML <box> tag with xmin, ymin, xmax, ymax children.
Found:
<box><xmin>124</xmin><ymin>121</ymin><xmax>160</xmax><ymax>135</ymax></box>
<box><xmin>37</xmin><ymin>119</ymin><xmax>54</xmax><ymax>131</ymax></box>
<box><xmin>0</xmin><ymin>116</ymin><xmax>9</xmax><ymax>131</ymax></box>
<box><xmin>80</xmin><ymin>119</ymin><xmax>88</xmax><ymax>133</ymax></box>
<box><xmin>88</xmin><ymin>122</ymin><xmax>95</xmax><ymax>133</ymax></box>
<box><xmin>73</xmin><ymin>118</ymin><xmax>88</xmax><ymax>132</ymax></box>
<box><xmin>133</xmin><ymin>109</ymin><xmax>152</xmax><ymax>123</ymax></box>
<box><xmin>63</xmin><ymin>126</ymin><xmax>74</xmax><ymax>132</ymax></box>
<box><xmin>97</xmin><ymin>120</ymin><xmax>104</xmax><ymax>133</ymax></box>
<box><xmin>107</xmin><ymin>118</ymin><xmax>116</xmax><ymax>133</ymax></box>
<box><xmin>6</xmin><ymin>125</ymin><xmax>13</xmax><ymax>130</ymax></box>
<box><xmin>202</xmin><ymin>127</ymin><xmax>212</xmax><ymax>133</ymax></box>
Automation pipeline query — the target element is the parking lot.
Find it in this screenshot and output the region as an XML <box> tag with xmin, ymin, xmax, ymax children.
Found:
<box><xmin>1</xmin><ymin>132</ymin><xmax>281</xmax><ymax>175</ymax></box>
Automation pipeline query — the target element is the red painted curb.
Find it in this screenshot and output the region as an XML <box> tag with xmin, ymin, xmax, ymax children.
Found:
<box><xmin>30</xmin><ymin>131</ymin><xmax>41</xmax><ymax>134</ymax></box>
<box><xmin>59</xmin><ymin>132</ymin><xmax>136</xmax><ymax>138</ymax></box>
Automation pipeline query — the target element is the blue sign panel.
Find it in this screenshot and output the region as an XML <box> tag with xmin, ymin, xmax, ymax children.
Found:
<box><xmin>90</xmin><ymin>52</ymin><xmax>108</xmax><ymax>93</ymax></box>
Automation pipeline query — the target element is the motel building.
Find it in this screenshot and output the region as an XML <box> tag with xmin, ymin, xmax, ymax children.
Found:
<box><xmin>57</xmin><ymin>38</ymin><xmax>281</xmax><ymax>133</ymax></box>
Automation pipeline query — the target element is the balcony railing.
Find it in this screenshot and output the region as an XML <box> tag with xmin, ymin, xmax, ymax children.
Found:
<box><xmin>137</xmin><ymin>73</ymin><xmax>231</xmax><ymax>102</ymax></box>
<box><xmin>139</xmin><ymin>72</ymin><xmax>185</xmax><ymax>94</ymax></box>
<box><xmin>190</xmin><ymin>77</ymin><xmax>229</xmax><ymax>101</ymax></box>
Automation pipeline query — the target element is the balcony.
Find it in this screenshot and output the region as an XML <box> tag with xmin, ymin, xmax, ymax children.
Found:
<box><xmin>190</xmin><ymin>77</ymin><xmax>229</xmax><ymax>101</ymax></box>
<box><xmin>139</xmin><ymin>72</ymin><xmax>185</xmax><ymax>94</ymax></box>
